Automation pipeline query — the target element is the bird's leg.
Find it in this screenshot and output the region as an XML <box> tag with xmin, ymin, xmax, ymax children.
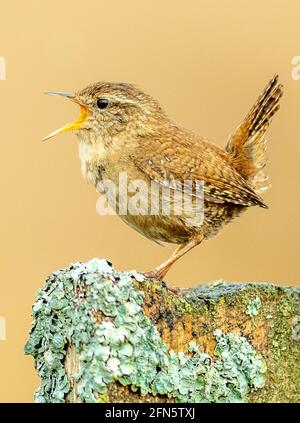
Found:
<box><xmin>143</xmin><ymin>234</ymin><xmax>204</xmax><ymax>285</ymax></box>
<box><xmin>143</xmin><ymin>245</ymin><xmax>184</xmax><ymax>281</ymax></box>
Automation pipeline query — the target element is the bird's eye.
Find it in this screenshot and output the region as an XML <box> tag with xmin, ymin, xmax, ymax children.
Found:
<box><xmin>97</xmin><ymin>98</ymin><xmax>109</xmax><ymax>109</ymax></box>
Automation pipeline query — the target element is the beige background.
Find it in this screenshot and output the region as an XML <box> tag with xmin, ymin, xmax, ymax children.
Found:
<box><xmin>0</xmin><ymin>0</ymin><xmax>299</xmax><ymax>402</ymax></box>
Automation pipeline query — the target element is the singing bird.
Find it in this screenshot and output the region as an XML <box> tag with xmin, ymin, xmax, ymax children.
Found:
<box><xmin>44</xmin><ymin>76</ymin><xmax>283</xmax><ymax>281</ymax></box>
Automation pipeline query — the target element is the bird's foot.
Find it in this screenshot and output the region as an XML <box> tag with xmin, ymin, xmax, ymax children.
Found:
<box><xmin>142</xmin><ymin>270</ymin><xmax>187</xmax><ymax>296</ymax></box>
<box><xmin>165</xmin><ymin>285</ymin><xmax>188</xmax><ymax>296</ymax></box>
<box><xmin>142</xmin><ymin>269</ymin><xmax>167</xmax><ymax>281</ymax></box>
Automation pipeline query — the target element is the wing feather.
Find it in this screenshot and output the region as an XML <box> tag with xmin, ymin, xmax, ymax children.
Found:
<box><xmin>133</xmin><ymin>132</ymin><xmax>267</xmax><ymax>208</ymax></box>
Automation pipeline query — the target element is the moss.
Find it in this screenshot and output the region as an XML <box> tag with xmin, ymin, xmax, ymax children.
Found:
<box><xmin>167</xmin><ymin>294</ymin><xmax>197</xmax><ymax>315</ymax></box>
<box><xmin>97</xmin><ymin>392</ymin><xmax>109</xmax><ymax>403</ymax></box>
<box><xmin>25</xmin><ymin>259</ymin><xmax>266</xmax><ymax>403</ymax></box>
<box><xmin>248</xmin><ymin>287</ymin><xmax>300</xmax><ymax>402</ymax></box>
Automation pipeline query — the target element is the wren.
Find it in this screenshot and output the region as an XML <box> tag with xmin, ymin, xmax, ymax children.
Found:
<box><xmin>44</xmin><ymin>75</ymin><xmax>283</xmax><ymax>281</ymax></box>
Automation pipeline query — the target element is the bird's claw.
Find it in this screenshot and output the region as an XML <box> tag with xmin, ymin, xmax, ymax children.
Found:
<box><xmin>142</xmin><ymin>270</ymin><xmax>188</xmax><ymax>296</ymax></box>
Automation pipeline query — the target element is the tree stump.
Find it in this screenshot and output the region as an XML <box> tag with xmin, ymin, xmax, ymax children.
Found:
<box><xmin>25</xmin><ymin>259</ymin><xmax>300</xmax><ymax>403</ymax></box>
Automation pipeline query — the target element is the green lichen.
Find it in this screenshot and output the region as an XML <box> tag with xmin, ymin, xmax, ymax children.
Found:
<box><xmin>251</xmin><ymin>289</ymin><xmax>300</xmax><ymax>402</ymax></box>
<box><xmin>25</xmin><ymin>259</ymin><xmax>265</xmax><ymax>403</ymax></box>
<box><xmin>246</xmin><ymin>296</ymin><xmax>262</xmax><ymax>317</ymax></box>
<box><xmin>167</xmin><ymin>292</ymin><xmax>198</xmax><ymax>314</ymax></box>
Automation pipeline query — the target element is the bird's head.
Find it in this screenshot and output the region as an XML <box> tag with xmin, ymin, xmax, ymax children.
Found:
<box><xmin>43</xmin><ymin>82</ymin><xmax>166</xmax><ymax>143</ymax></box>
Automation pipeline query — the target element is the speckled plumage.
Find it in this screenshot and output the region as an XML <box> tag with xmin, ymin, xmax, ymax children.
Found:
<box><xmin>46</xmin><ymin>75</ymin><xmax>283</xmax><ymax>280</ymax></box>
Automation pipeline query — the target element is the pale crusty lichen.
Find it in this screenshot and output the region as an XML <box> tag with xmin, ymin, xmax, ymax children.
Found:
<box><xmin>292</xmin><ymin>316</ymin><xmax>300</xmax><ymax>341</ymax></box>
<box><xmin>246</xmin><ymin>296</ymin><xmax>262</xmax><ymax>317</ymax></box>
<box><xmin>25</xmin><ymin>259</ymin><xmax>266</xmax><ymax>403</ymax></box>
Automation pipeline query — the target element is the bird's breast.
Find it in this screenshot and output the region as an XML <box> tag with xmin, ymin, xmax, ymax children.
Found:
<box><xmin>78</xmin><ymin>136</ymin><xmax>139</xmax><ymax>187</ymax></box>
<box><xmin>78</xmin><ymin>141</ymin><xmax>109</xmax><ymax>186</ymax></box>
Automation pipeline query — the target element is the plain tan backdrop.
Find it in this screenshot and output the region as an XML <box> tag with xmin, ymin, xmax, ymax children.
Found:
<box><xmin>0</xmin><ymin>0</ymin><xmax>299</xmax><ymax>402</ymax></box>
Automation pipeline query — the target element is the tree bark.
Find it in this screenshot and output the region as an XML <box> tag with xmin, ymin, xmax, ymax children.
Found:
<box><xmin>25</xmin><ymin>259</ymin><xmax>300</xmax><ymax>403</ymax></box>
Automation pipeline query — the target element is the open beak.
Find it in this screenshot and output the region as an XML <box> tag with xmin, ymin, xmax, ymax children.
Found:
<box><xmin>42</xmin><ymin>91</ymin><xmax>89</xmax><ymax>141</ymax></box>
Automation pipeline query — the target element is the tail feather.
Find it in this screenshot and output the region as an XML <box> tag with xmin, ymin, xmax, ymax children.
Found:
<box><xmin>226</xmin><ymin>75</ymin><xmax>283</xmax><ymax>192</ymax></box>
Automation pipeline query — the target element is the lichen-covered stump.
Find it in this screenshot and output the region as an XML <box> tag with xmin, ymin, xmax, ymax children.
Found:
<box><xmin>25</xmin><ymin>259</ymin><xmax>300</xmax><ymax>403</ymax></box>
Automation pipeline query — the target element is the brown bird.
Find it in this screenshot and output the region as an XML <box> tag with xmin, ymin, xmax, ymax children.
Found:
<box><xmin>43</xmin><ymin>75</ymin><xmax>283</xmax><ymax>282</ymax></box>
